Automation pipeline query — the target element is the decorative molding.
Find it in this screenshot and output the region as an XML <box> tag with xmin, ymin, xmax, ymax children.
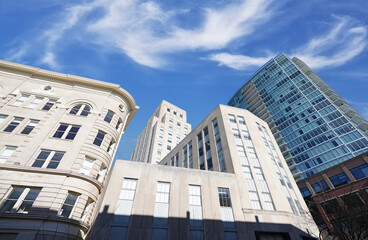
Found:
<box><xmin>0</xmin><ymin>164</ymin><xmax>103</xmax><ymax>190</ymax></box>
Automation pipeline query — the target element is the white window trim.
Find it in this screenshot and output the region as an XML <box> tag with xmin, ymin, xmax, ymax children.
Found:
<box><xmin>53</xmin><ymin>124</ymin><xmax>80</xmax><ymax>140</ymax></box>
<box><xmin>0</xmin><ymin>146</ymin><xmax>17</xmax><ymax>163</ymax></box>
<box><xmin>58</xmin><ymin>192</ymin><xmax>80</xmax><ymax>218</ymax></box>
<box><xmin>11</xmin><ymin>95</ymin><xmax>30</xmax><ymax>107</ymax></box>
<box><xmin>32</xmin><ymin>150</ymin><xmax>65</xmax><ymax>168</ymax></box>
<box><xmin>79</xmin><ymin>157</ymin><xmax>95</xmax><ymax>176</ymax></box>
<box><xmin>0</xmin><ymin>186</ymin><xmax>40</xmax><ymax>214</ymax></box>
<box><xmin>20</xmin><ymin>119</ymin><xmax>39</xmax><ymax>135</ymax></box>
<box><xmin>25</xmin><ymin>97</ymin><xmax>44</xmax><ymax>109</ymax></box>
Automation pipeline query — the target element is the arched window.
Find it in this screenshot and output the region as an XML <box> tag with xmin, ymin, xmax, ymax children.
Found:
<box><xmin>69</xmin><ymin>104</ymin><xmax>91</xmax><ymax>116</ymax></box>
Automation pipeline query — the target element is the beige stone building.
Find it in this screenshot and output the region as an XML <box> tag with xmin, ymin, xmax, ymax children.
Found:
<box><xmin>90</xmin><ymin>105</ymin><xmax>319</xmax><ymax>240</ymax></box>
<box><xmin>131</xmin><ymin>100</ymin><xmax>191</xmax><ymax>164</ymax></box>
<box><xmin>0</xmin><ymin>60</ymin><xmax>138</xmax><ymax>239</ymax></box>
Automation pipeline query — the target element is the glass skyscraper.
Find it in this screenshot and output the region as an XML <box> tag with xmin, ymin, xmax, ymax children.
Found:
<box><xmin>228</xmin><ymin>53</ymin><xmax>368</xmax><ymax>181</ymax></box>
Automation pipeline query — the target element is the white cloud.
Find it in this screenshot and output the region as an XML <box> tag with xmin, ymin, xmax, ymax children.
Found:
<box><xmin>7</xmin><ymin>0</ymin><xmax>277</xmax><ymax>69</ymax></box>
<box><xmin>205</xmin><ymin>53</ymin><xmax>272</xmax><ymax>70</ymax></box>
<box><xmin>39</xmin><ymin>4</ymin><xmax>94</xmax><ymax>68</ymax></box>
<box><xmin>87</xmin><ymin>0</ymin><xmax>276</xmax><ymax>67</ymax></box>
<box><xmin>293</xmin><ymin>16</ymin><xmax>367</xmax><ymax>69</ymax></box>
<box><xmin>207</xmin><ymin>16</ymin><xmax>367</xmax><ymax>70</ymax></box>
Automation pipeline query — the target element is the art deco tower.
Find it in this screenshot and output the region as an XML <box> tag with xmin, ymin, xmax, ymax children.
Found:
<box><xmin>131</xmin><ymin>100</ymin><xmax>191</xmax><ymax>164</ymax></box>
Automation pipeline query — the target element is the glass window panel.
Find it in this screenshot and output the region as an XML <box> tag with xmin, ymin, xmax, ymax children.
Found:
<box><xmin>329</xmin><ymin>172</ymin><xmax>350</xmax><ymax>187</ymax></box>
<box><xmin>17</xmin><ymin>188</ymin><xmax>41</xmax><ymax>213</ymax></box>
<box><xmin>0</xmin><ymin>187</ymin><xmax>25</xmax><ymax>213</ymax></box>
<box><xmin>104</xmin><ymin>111</ymin><xmax>115</xmax><ymax>123</ymax></box>
<box><xmin>3</xmin><ymin>117</ymin><xmax>23</xmax><ymax>132</ymax></box>
<box><xmin>20</xmin><ymin>120</ymin><xmax>39</xmax><ymax>135</ymax></box>
<box><xmin>93</xmin><ymin>131</ymin><xmax>105</xmax><ymax>146</ymax></box>
<box><xmin>350</xmin><ymin>163</ymin><xmax>368</xmax><ymax>180</ymax></box>
<box><xmin>42</xmin><ymin>99</ymin><xmax>56</xmax><ymax>111</ymax></box>
<box><xmin>0</xmin><ymin>146</ymin><xmax>17</xmax><ymax>163</ymax></box>
<box><xmin>69</xmin><ymin>105</ymin><xmax>82</xmax><ymax>114</ymax></box>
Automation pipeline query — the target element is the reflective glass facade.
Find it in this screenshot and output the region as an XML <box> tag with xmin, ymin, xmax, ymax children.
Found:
<box><xmin>228</xmin><ymin>53</ymin><xmax>368</xmax><ymax>181</ymax></box>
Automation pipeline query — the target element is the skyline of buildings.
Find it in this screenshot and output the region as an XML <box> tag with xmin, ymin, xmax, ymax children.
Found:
<box><xmin>228</xmin><ymin>53</ymin><xmax>368</xmax><ymax>181</ymax></box>
<box><xmin>1</xmin><ymin>50</ymin><xmax>367</xmax><ymax>239</ymax></box>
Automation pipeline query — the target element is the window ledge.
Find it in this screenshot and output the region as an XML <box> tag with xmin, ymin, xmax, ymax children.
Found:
<box><xmin>0</xmin><ymin>164</ymin><xmax>103</xmax><ymax>191</ymax></box>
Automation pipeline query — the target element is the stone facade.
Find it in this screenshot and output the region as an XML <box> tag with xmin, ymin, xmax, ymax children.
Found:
<box><xmin>0</xmin><ymin>60</ymin><xmax>138</xmax><ymax>240</ymax></box>
<box><xmin>91</xmin><ymin>105</ymin><xmax>319</xmax><ymax>240</ymax></box>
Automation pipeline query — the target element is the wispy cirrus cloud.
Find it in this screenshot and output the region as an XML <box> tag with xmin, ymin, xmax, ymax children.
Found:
<box><xmin>204</xmin><ymin>53</ymin><xmax>273</xmax><ymax>70</ymax></box>
<box><xmin>208</xmin><ymin>16</ymin><xmax>367</xmax><ymax>70</ymax></box>
<box><xmin>6</xmin><ymin>0</ymin><xmax>278</xmax><ymax>69</ymax></box>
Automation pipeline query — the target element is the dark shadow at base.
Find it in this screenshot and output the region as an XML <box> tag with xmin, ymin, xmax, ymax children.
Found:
<box><xmin>87</xmin><ymin>205</ymin><xmax>318</xmax><ymax>240</ymax></box>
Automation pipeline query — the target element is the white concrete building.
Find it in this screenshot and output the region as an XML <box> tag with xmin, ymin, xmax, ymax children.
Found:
<box><xmin>131</xmin><ymin>100</ymin><xmax>191</xmax><ymax>164</ymax></box>
<box><xmin>90</xmin><ymin>105</ymin><xmax>319</xmax><ymax>240</ymax></box>
<box><xmin>0</xmin><ymin>60</ymin><xmax>138</xmax><ymax>240</ymax></box>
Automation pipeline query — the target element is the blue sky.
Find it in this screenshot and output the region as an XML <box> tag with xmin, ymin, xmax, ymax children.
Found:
<box><xmin>1</xmin><ymin>0</ymin><xmax>368</xmax><ymax>160</ymax></box>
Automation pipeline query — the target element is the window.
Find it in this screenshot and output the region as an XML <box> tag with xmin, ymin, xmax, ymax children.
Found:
<box><xmin>116</xmin><ymin>118</ymin><xmax>123</xmax><ymax>130</ymax></box>
<box><xmin>0</xmin><ymin>114</ymin><xmax>7</xmax><ymax>124</ymax></box>
<box><xmin>118</xmin><ymin>104</ymin><xmax>125</xmax><ymax>112</ymax></box>
<box><xmin>3</xmin><ymin>117</ymin><xmax>23</xmax><ymax>132</ymax></box>
<box><xmin>0</xmin><ymin>146</ymin><xmax>17</xmax><ymax>163</ymax></box>
<box><xmin>107</xmin><ymin>140</ymin><xmax>116</xmax><ymax>154</ymax></box>
<box><xmin>104</xmin><ymin>110</ymin><xmax>115</xmax><ymax>123</ymax></box>
<box><xmin>79</xmin><ymin>157</ymin><xmax>94</xmax><ymax>175</ymax></box>
<box><xmin>153</xmin><ymin>182</ymin><xmax>170</xmax><ymax>227</ymax></box>
<box><xmin>189</xmin><ymin>185</ymin><xmax>203</xmax><ymax>239</ymax></box>
<box><xmin>69</xmin><ymin>104</ymin><xmax>90</xmax><ymax>116</ymax></box>
<box><xmin>300</xmin><ymin>187</ymin><xmax>311</xmax><ymax>197</ymax></box>
<box><xmin>311</xmin><ymin>180</ymin><xmax>330</xmax><ymax>194</ymax></box>
<box><xmin>183</xmin><ymin>146</ymin><xmax>188</xmax><ymax>168</ymax></box>
<box><xmin>152</xmin><ymin>182</ymin><xmax>170</xmax><ymax>238</ymax></box>
<box><xmin>32</xmin><ymin>150</ymin><xmax>65</xmax><ymax>169</ymax></box>
<box><xmin>189</xmin><ymin>185</ymin><xmax>203</xmax><ymax>226</ymax></box>
<box><xmin>81</xmin><ymin>198</ymin><xmax>93</xmax><ymax>222</ymax></box>
<box><xmin>97</xmin><ymin>164</ymin><xmax>107</xmax><ymax>182</ymax></box>
<box><xmin>93</xmin><ymin>131</ymin><xmax>106</xmax><ymax>146</ymax></box>
<box><xmin>175</xmin><ymin>153</ymin><xmax>179</xmax><ymax>167</ymax></box>
<box><xmin>25</xmin><ymin>97</ymin><xmax>43</xmax><ymax>109</ymax></box>
<box><xmin>218</xmin><ymin>188</ymin><xmax>232</xmax><ymax>207</ymax></box>
<box><xmin>218</xmin><ymin>187</ymin><xmax>236</xmax><ymax>234</ymax></box>
<box><xmin>0</xmin><ymin>187</ymin><xmax>41</xmax><ymax>213</ymax></box>
<box><xmin>12</xmin><ymin>95</ymin><xmax>29</xmax><ymax>107</ymax></box>
<box><xmin>171</xmin><ymin>157</ymin><xmax>175</xmax><ymax>166</ymax></box>
<box><xmin>341</xmin><ymin>192</ymin><xmax>365</xmax><ymax>207</ymax></box>
<box><xmin>321</xmin><ymin>198</ymin><xmax>340</xmax><ymax>214</ymax></box>
<box><xmin>110</xmin><ymin>179</ymin><xmax>138</xmax><ymax>239</ymax></box>
<box><xmin>42</xmin><ymin>99</ymin><xmax>56</xmax><ymax>111</ymax></box>
<box><xmin>350</xmin><ymin>163</ymin><xmax>368</xmax><ymax>180</ymax></box>
<box><xmin>58</xmin><ymin>192</ymin><xmax>79</xmax><ymax>218</ymax></box>
<box><xmin>53</xmin><ymin>124</ymin><xmax>80</xmax><ymax>140</ymax></box>
<box><xmin>20</xmin><ymin>120</ymin><xmax>39</xmax><ymax>135</ymax></box>
<box><xmin>329</xmin><ymin>172</ymin><xmax>350</xmax><ymax>187</ymax></box>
